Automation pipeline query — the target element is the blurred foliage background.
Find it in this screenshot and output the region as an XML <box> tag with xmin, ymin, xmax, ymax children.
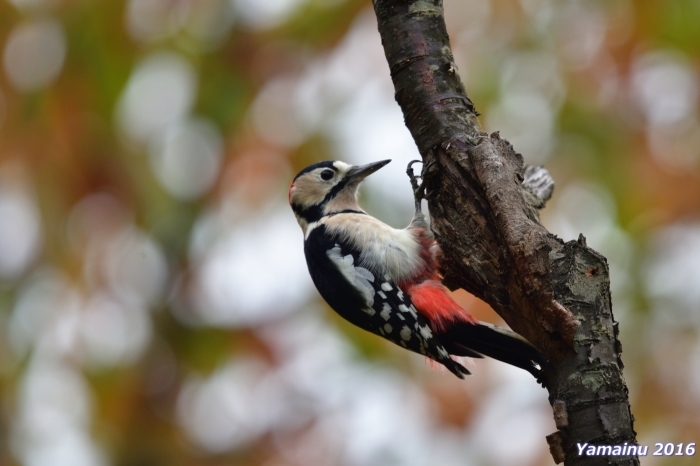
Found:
<box><xmin>0</xmin><ymin>0</ymin><xmax>699</xmax><ymax>465</ymax></box>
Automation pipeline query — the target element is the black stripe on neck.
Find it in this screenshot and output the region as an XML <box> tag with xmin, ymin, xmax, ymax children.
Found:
<box><xmin>295</xmin><ymin>205</ymin><xmax>365</xmax><ymax>224</ymax></box>
<box><xmin>325</xmin><ymin>209</ymin><xmax>365</xmax><ymax>218</ymax></box>
<box><xmin>295</xmin><ymin>203</ymin><xmax>324</xmax><ymax>223</ymax></box>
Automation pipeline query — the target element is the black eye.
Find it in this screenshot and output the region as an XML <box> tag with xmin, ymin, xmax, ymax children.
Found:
<box><xmin>320</xmin><ymin>169</ymin><xmax>334</xmax><ymax>180</ymax></box>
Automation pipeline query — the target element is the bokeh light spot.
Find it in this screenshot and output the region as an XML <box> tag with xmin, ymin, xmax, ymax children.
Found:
<box><xmin>3</xmin><ymin>18</ymin><xmax>66</xmax><ymax>92</ymax></box>
<box><xmin>116</xmin><ymin>52</ymin><xmax>197</xmax><ymax>144</ymax></box>
<box><xmin>177</xmin><ymin>358</ymin><xmax>272</xmax><ymax>452</ymax></box>
<box><xmin>149</xmin><ymin>117</ymin><xmax>223</xmax><ymax>200</ymax></box>
<box><xmin>78</xmin><ymin>292</ymin><xmax>152</xmax><ymax>368</ymax></box>
<box><xmin>644</xmin><ymin>223</ymin><xmax>700</xmax><ymax>327</ymax></box>
<box><xmin>191</xmin><ymin>209</ymin><xmax>311</xmax><ymax>326</ymax></box>
<box><xmin>231</xmin><ymin>0</ymin><xmax>308</xmax><ymax>30</ymax></box>
<box><xmin>0</xmin><ymin>165</ymin><xmax>42</xmax><ymax>279</ymax></box>
<box><xmin>632</xmin><ymin>51</ymin><xmax>698</xmax><ymax>128</ymax></box>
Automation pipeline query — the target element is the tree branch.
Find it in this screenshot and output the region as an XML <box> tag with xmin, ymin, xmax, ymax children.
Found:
<box><xmin>372</xmin><ymin>1</ymin><xmax>638</xmax><ymax>464</ymax></box>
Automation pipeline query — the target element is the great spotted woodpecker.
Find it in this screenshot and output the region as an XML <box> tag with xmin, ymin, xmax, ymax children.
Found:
<box><xmin>289</xmin><ymin>159</ymin><xmax>546</xmax><ymax>380</ymax></box>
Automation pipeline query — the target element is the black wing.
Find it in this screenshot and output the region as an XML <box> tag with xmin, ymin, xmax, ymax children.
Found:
<box><xmin>304</xmin><ymin>224</ymin><xmax>469</xmax><ymax>378</ymax></box>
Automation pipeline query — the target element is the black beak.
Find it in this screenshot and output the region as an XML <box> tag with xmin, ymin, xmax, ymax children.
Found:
<box><xmin>347</xmin><ymin>159</ymin><xmax>391</xmax><ymax>181</ymax></box>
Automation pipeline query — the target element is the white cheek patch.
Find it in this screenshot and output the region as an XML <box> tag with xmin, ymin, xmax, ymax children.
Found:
<box><xmin>327</xmin><ymin>244</ymin><xmax>376</xmax><ymax>308</ymax></box>
<box><xmin>291</xmin><ymin>170</ymin><xmax>342</xmax><ymax>212</ymax></box>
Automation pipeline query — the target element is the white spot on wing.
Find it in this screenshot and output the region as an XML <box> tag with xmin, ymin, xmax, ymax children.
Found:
<box><xmin>384</xmin><ymin>323</ymin><xmax>393</xmax><ymax>333</ymax></box>
<box><xmin>377</xmin><ymin>291</ymin><xmax>387</xmax><ymax>299</ymax></box>
<box><xmin>326</xmin><ymin>244</ymin><xmax>376</xmax><ymax>306</ymax></box>
<box><xmin>381</xmin><ymin>282</ymin><xmax>392</xmax><ymax>291</ymax></box>
<box><xmin>419</xmin><ymin>325</ymin><xmax>433</xmax><ymax>339</ymax></box>
<box><xmin>354</xmin><ymin>266</ymin><xmax>374</xmax><ymax>282</ymax></box>
<box><xmin>400</xmin><ymin>325</ymin><xmax>411</xmax><ymax>341</ymax></box>
<box><xmin>327</xmin><ymin>245</ymin><xmax>354</xmax><ymax>282</ymax></box>
<box><xmin>380</xmin><ymin>303</ymin><xmax>391</xmax><ymax>321</ymax></box>
<box><xmin>354</xmin><ymin>274</ymin><xmax>375</xmax><ymax>307</ymax></box>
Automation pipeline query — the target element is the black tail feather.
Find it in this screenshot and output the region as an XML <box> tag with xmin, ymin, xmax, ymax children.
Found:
<box><xmin>441</xmin><ymin>321</ymin><xmax>548</xmax><ymax>381</ymax></box>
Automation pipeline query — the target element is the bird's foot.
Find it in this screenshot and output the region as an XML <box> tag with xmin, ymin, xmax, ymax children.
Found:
<box><xmin>406</xmin><ymin>160</ymin><xmax>426</xmax><ymax>214</ymax></box>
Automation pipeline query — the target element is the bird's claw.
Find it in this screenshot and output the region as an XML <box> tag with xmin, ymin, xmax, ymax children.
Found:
<box><xmin>406</xmin><ymin>160</ymin><xmax>425</xmax><ymax>213</ymax></box>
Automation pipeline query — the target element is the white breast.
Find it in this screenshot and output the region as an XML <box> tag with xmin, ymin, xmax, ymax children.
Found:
<box><xmin>322</xmin><ymin>214</ymin><xmax>423</xmax><ymax>281</ymax></box>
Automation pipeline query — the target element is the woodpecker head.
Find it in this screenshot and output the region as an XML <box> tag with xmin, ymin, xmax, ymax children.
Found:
<box><xmin>289</xmin><ymin>159</ymin><xmax>391</xmax><ymax>231</ymax></box>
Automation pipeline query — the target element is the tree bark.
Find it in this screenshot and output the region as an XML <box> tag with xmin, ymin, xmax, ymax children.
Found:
<box><xmin>371</xmin><ymin>1</ymin><xmax>638</xmax><ymax>464</ymax></box>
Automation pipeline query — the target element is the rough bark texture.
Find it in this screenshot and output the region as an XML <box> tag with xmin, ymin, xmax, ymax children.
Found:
<box><xmin>371</xmin><ymin>1</ymin><xmax>638</xmax><ymax>465</ymax></box>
